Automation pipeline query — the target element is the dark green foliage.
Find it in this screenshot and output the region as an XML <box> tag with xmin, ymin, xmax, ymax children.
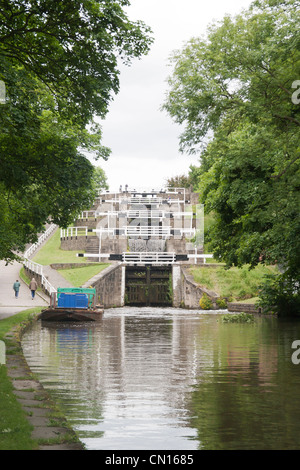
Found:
<box><xmin>163</xmin><ymin>0</ymin><xmax>300</xmax><ymax>315</ymax></box>
<box><xmin>0</xmin><ymin>0</ymin><xmax>153</xmax><ymax>123</ymax></box>
<box><xmin>258</xmin><ymin>271</ymin><xmax>300</xmax><ymax>317</ymax></box>
<box><xmin>0</xmin><ymin>1</ymin><xmax>153</xmax><ymax>262</ymax></box>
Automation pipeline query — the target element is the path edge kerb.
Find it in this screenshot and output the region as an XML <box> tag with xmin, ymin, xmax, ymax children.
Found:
<box><xmin>5</xmin><ymin>312</ymin><xmax>85</xmax><ymax>451</ymax></box>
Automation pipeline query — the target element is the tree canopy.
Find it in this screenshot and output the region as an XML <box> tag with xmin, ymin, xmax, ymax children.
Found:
<box><xmin>163</xmin><ymin>0</ymin><xmax>300</xmax><ymax>314</ymax></box>
<box><xmin>0</xmin><ymin>0</ymin><xmax>152</xmax><ymax>123</ymax></box>
<box><xmin>0</xmin><ymin>0</ymin><xmax>153</xmax><ymax>262</ymax></box>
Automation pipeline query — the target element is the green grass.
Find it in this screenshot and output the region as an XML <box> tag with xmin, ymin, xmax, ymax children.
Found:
<box><xmin>32</xmin><ymin>230</ymin><xmax>86</xmax><ymax>265</ymax></box>
<box><xmin>189</xmin><ymin>264</ymin><xmax>278</xmax><ymax>301</ymax></box>
<box><xmin>0</xmin><ymin>308</ymin><xmax>42</xmax><ymax>341</ymax></box>
<box><xmin>58</xmin><ymin>263</ymin><xmax>110</xmax><ymax>287</ymax></box>
<box><xmin>0</xmin><ymin>366</ymin><xmax>37</xmax><ymax>450</ymax></box>
<box><xmin>0</xmin><ymin>308</ymin><xmax>42</xmax><ymax>450</ymax></box>
<box><xmin>234</xmin><ymin>297</ymin><xmax>260</xmax><ymax>304</ymax></box>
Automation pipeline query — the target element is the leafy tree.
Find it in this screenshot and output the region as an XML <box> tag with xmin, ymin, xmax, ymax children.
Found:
<box><xmin>0</xmin><ymin>0</ymin><xmax>153</xmax><ymax>124</ymax></box>
<box><xmin>92</xmin><ymin>166</ymin><xmax>109</xmax><ymax>192</ymax></box>
<box><xmin>163</xmin><ymin>0</ymin><xmax>300</xmax><ymax>315</ymax></box>
<box><xmin>165</xmin><ymin>174</ymin><xmax>192</xmax><ymax>189</ymax></box>
<box><xmin>165</xmin><ymin>166</ymin><xmax>202</xmax><ymax>190</ymax></box>
<box><xmin>0</xmin><ymin>1</ymin><xmax>153</xmax><ymax>262</ymax></box>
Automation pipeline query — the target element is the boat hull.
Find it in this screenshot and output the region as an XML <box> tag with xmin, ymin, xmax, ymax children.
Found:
<box><xmin>39</xmin><ymin>307</ymin><xmax>104</xmax><ymax>322</ymax></box>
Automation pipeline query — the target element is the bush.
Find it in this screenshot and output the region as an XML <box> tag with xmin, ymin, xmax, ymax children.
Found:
<box><xmin>258</xmin><ymin>271</ymin><xmax>300</xmax><ymax>317</ymax></box>
<box><xmin>216</xmin><ymin>297</ymin><xmax>227</xmax><ymax>309</ymax></box>
<box><xmin>199</xmin><ymin>293</ymin><xmax>213</xmax><ymax>310</ymax></box>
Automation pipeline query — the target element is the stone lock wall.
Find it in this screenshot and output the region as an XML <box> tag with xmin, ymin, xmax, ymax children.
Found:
<box><xmin>179</xmin><ymin>266</ymin><xmax>218</xmax><ymax>309</ymax></box>
<box><xmin>82</xmin><ymin>263</ymin><xmax>125</xmax><ymax>308</ymax></box>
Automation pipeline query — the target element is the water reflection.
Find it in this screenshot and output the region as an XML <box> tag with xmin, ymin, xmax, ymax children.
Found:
<box><xmin>22</xmin><ymin>308</ymin><xmax>300</xmax><ymax>450</ymax></box>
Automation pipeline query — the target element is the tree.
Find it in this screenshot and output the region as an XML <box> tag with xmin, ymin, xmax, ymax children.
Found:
<box><xmin>0</xmin><ymin>1</ymin><xmax>153</xmax><ymax>262</ymax></box>
<box><xmin>92</xmin><ymin>166</ymin><xmax>109</xmax><ymax>192</ymax></box>
<box><xmin>0</xmin><ymin>0</ymin><xmax>153</xmax><ymax>124</ymax></box>
<box><xmin>163</xmin><ymin>0</ymin><xmax>300</xmax><ymax>315</ymax></box>
<box><xmin>165</xmin><ymin>174</ymin><xmax>192</xmax><ymax>189</ymax></box>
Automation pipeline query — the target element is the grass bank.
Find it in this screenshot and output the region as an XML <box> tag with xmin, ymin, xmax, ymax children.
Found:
<box><xmin>32</xmin><ymin>229</ymin><xmax>85</xmax><ymax>265</ymax></box>
<box><xmin>189</xmin><ymin>264</ymin><xmax>278</xmax><ymax>302</ymax></box>
<box><xmin>0</xmin><ymin>308</ymin><xmax>42</xmax><ymax>450</ymax></box>
<box><xmin>31</xmin><ymin>228</ymin><xmax>110</xmax><ymax>287</ymax></box>
<box><xmin>57</xmin><ymin>263</ymin><xmax>110</xmax><ymax>287</ymax></box>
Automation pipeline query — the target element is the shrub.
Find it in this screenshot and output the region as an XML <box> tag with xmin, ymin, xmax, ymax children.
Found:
<box><xmin>216</xmin><ymin>297</ymin><xmax>227</xmax><ymax>309</ymax></box>
<box><xmin>199</xmin><ymin>293</ymin><xmax>213</xmax><ymax>310</ymax></box>
<box><xmin>258</xmin><ymin>272</ymin><xmax>300</xmax><ymax>317</ymax></box>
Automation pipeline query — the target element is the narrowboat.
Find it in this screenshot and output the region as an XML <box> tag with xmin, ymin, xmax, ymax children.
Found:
<box><xmin>40</xmin><ymin>288</ymin><xmax>103</xmax><ymax>321</ymax></box>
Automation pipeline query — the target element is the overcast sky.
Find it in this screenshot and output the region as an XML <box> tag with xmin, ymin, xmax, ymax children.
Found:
<box><xmin>94</xmin><ymin>0</ymin><xmax>253</xmax><ymax>192</ymax></box>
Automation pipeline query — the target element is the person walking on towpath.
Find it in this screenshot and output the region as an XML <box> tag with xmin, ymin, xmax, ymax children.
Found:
<box><xmin>13</xmin><ymin>280</ymin><xmax>20</xmax><ymax>298</ymax></box>
<box><xmin>29</xmin><ymin>278</ymin><xmax>38</xmax><ymax>300</ymax></box>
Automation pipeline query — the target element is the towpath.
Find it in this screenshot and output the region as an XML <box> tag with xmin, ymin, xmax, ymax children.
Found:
<box><xmin>0</xmin><ymin>260</ymin><xmax>49</xmax><ymax>319</ymax></box>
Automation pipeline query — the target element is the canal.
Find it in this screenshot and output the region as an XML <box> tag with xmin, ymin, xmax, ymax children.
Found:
<box><xmin>21</xmin><ymin>307</ymin><xmax>300</xmax><ymax>450</ymax></box>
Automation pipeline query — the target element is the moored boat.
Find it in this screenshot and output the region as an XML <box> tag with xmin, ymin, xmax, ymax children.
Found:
<box><xmin>39</xmin><ymin>288</ymin><xmax>103</xmax><ymax>322</ymax></box>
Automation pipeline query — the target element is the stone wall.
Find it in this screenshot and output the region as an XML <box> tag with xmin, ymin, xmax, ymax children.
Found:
<box><xmin>100</xmin><ymin>236</ymin><xmax>127</xmax><ymax>254</ymax></box>
<box><xmin>74</xmin><ymin>219</ymin><xmax>98</xmax><ymax>228</ymax></box>
<box><xmin>166</xmin><ymin>238</ymin><xmax>187</xmax><ymax>254</ymax></box>
<box><xmin>228</xmin><ymin>302</ymin><xmax>262</xmax><ymax>314</ymax></box>
<box><xmin>50</xmin><ymin>263</ymin><xmax>97</xmax><ymax>270</ymax></box>
<box><xmin>60</xmin><ymin>236</ymin><xmax>90</xmax><ymax>251</ymax></box>
<box><xmin>82</xmin><ymin>263</ymin><xmax>125</xmax><ymax>308</ymax></box>
<box><xmin>179</xmin><ymin>266</ymin><xmax>218</xmax><ymax>309</ymax></box>
<box><xmin>24</xmin><ymin>266</ymin><xmax>43</xmax><ymax>290</ymax></box>
<box><xmin>172</xmin><ymin>265</ymin><xmax>182</xmax><ymax>307</ymax></box>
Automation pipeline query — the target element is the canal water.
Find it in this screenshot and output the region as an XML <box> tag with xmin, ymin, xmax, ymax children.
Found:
<box><xmin>22</xmin><ymin>307</ymin><xmax>300</xmax><ymax>450</ymax></box>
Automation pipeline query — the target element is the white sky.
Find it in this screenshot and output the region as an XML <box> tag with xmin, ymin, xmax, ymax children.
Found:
<box><xmin>93</xmin><ymin>0</ymin><xmax>253</xmax><ymax>192</ymax></box>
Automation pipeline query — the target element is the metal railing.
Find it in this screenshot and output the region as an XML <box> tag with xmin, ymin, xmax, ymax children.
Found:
<box><xmin>76</xmin><ymin>251</ymin><xmax>214</xmax><ymax>265</ymax></box>
<box><xmin>93</xmin><ymin>226</ymin><xmax>195</xmax><ymax>238</ymax></box>
<box><xmin>95</xmin><ymin>210</ymin><xmax>193</xmax><ymax>219</ymax></box>
<box><xmin>122</xmin><ymin>252</ymin><xmax>176</xmax><ymax>264</ymax></box>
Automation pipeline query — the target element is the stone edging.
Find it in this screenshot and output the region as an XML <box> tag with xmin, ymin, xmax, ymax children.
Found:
<box><xmin>228</xmin><ymin>302</ymin><xmax>262</xmax><ymax>314</ymax></box>
<box><xmin>50</xmin><ymin>262</ymin><xmax>101</xmax><ymax>270</ymax></box>
<box><xmin>4</xmin><ymin>315</ymin><xmax>85</xmax><ymax>450</ymax></box>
